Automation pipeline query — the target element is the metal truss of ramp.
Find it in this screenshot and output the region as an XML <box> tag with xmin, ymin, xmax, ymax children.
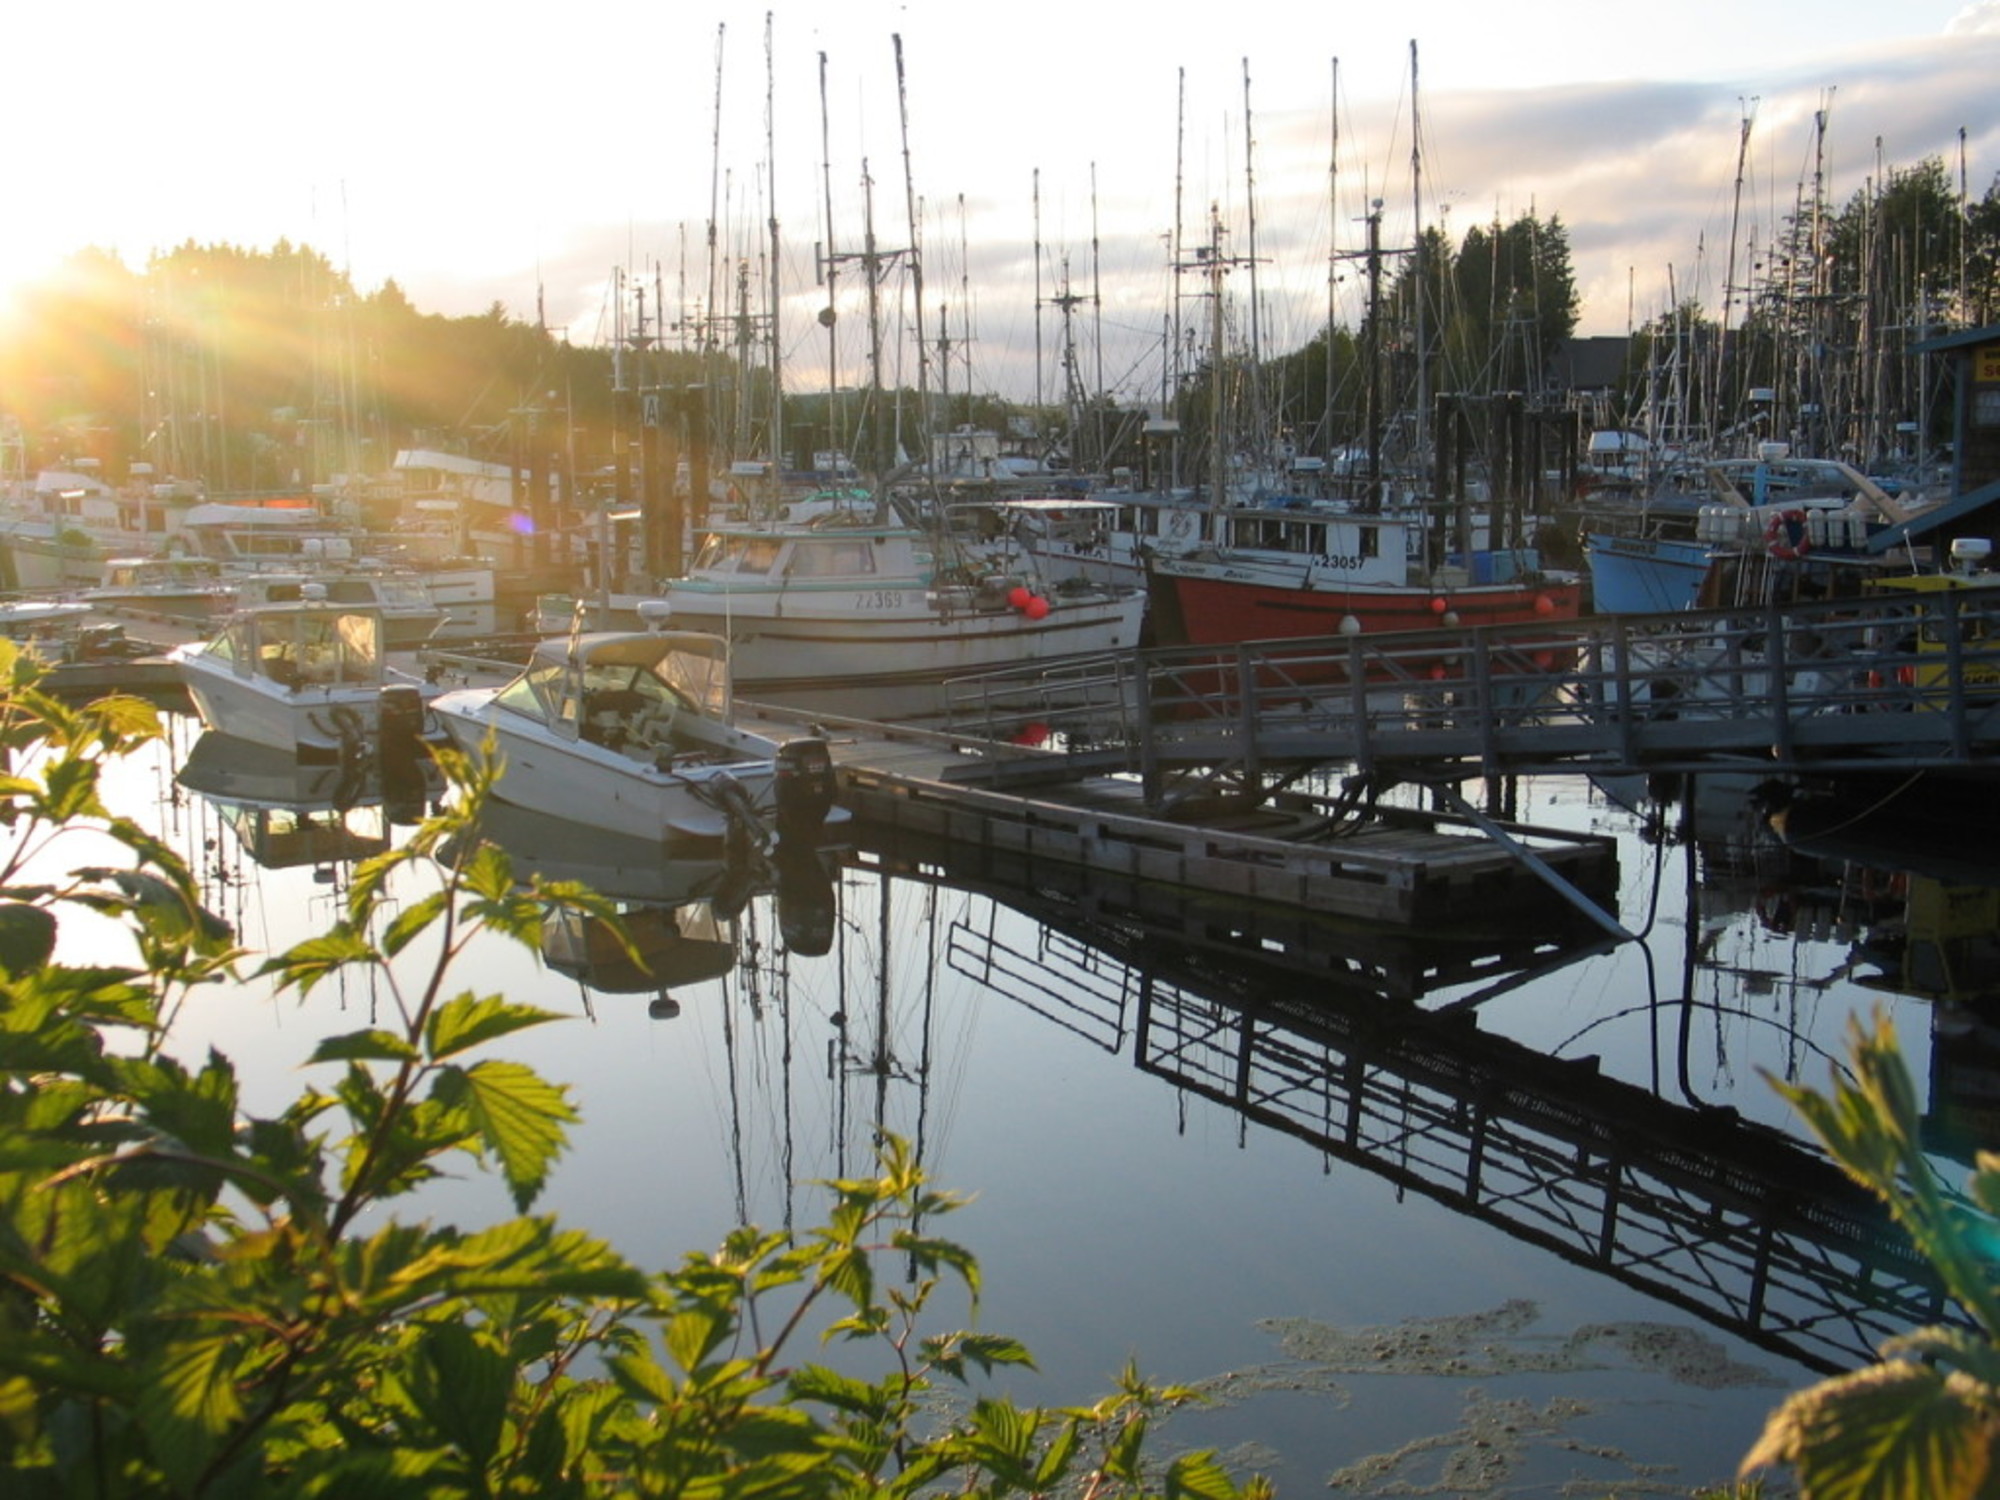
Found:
<box><xmin>860</xmin><ymin>827</ymin><xmax>1957</xmax><ymax>1376</ymax></box>
<box><xmin>944</xmin><ymin>589</ymin><xmax>2000</xmax><ymax>800</ymax></box>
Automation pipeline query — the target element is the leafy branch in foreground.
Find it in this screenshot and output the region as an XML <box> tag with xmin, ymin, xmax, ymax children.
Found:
<box><xmin>0</xmin><ymin>663</ymin><xmax>1268</xmax><ymax>1498</ymax></box>
<box><xmin>1743</xmin><ymin>1011</ymin><xmax>2000</xmax><ymax>1499</ymax></box>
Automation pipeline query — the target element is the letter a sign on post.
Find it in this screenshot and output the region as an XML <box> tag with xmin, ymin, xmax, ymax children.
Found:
<box><xmin>642</xmin><ymin>393</ymin><xmax>664</xmax><ymax>428</ymax></box>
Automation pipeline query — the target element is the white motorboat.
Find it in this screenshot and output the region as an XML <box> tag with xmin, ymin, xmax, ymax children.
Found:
<box><xmin>230</xmin><ymin>571</ymin><xmax>446</xmax><ymax>648</ymax></box>
<box><xmin>171</xmin><ymin>591</ymin><xmax>440</xmax><ymax>759</ymax></box>
<box><xmin>656</xmin><ymin>515</ymin><xmax>1147</xmax><ymax>700</ymax></box>
<box><xmin>429</xmin><ymin>621</ymin><xmax>842</xmax><ymax>845</ymax></box>
<box><xmin>84</xmin><ymin>555</ymin><xmax>238</xmax><ymax>623</ymax></box>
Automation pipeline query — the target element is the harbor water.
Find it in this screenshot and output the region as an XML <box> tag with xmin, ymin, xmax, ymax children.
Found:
<box><xmin>57</xmin><ymin>709</ymin><xmax>1999</xmax><ymax>1497</ymax></box>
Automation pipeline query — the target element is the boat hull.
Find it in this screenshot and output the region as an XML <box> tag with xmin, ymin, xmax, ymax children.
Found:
<box><xmin>660</xmin><ymin>590</ymin><xmax>1148</xmax><ymax>694</ymax></box>
<box><xmin>1150</xmin><ymin>566</ymin><xmax>1581</xmax><ymax>646</ymax></box>
<box><xmin>1585</xmin><ymin>533</ymin><xmax>1711</xmax><ymax>614</ymax></box>
<box><xmin>178</xmin><ymin>665</ymin><xmax>418</xmax><ymax>758</ymax></box>
<box><xmin>431</xmin><ymin>698</ymin><xmax>780</xmax><ymax>842</ymax></box>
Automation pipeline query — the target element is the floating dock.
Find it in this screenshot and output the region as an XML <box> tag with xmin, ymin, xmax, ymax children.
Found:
<box><xmin>763</xmin><ymin>712</ymin><xmax>1619</xmax><ymax>933</ymax></box>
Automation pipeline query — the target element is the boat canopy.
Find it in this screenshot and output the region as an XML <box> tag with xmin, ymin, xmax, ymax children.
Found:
<box><xmin>205</xmin><ymin>607</ymin><xmax>384</xmax><ymax>687</ymax></box>
<box><xmin>498</xmin><ymin>630</ymin><xmax>735</xmax><ymax>739</ymax></box>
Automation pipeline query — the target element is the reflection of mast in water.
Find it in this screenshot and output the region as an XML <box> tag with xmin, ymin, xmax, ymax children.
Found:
<box><xmin>830</xmin><ymin>870</ymin><xmax>937</xmax><ymax>1199</ymax></box>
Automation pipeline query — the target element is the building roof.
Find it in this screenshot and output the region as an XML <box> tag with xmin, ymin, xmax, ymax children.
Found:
<box><xmin>1911</xmin><ymin>324</ymin><xmax>2000</xmax><ymax>356</ymax></box>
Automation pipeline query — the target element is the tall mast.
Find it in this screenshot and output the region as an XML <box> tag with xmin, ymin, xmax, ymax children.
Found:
<box><xmin>893</xmin><ymin>34</ymin><xmax>929</xmax><ymax>492</ymax></box>
<box><xmin>1243</xmin><ymin>57</ymin><xmax>1266</xmax><ymax>467</ymax></box>
<box><xmin>1324</xmin><ymin>57</ymin><xmax>1339</xmax><ymax>457</ymax></box>
<box><xmin>959</xmin><ymin>194</ymin><xmax>974</xmax><ymax>416</ymax></box>
<box><xmin>705</xmin><ymin>23</ymin><xmax>726</xmax><ymax>367</ymax></box>
<box><xmin>1712</xmin><ymin>99</ymin><xmax>1755</xmax><ymax>445</ymax></box>
<box><xmin>1091</xmin><ymin>161</ymin><xmax>1106</xmax><ymax>472</ymax></box>
<box><xmin>817</xmin><ymin>52</ymin><xmax>842</xmax><ymax>463</ymax></box>
<box><xmin>1410</xmin><ymin>38</ymin><xmax>1428</xmax><ymax>486</ymax></box>
<box><xmin>1033</xmin><ymin>168</ymin><xmax>1046</xmax><ymax>415</ymax></box>
<box><xmin>862</xmin><ymin>160</ymin><xmax>887</xmax><ymax>487</ymax></box>
<box><xmin>1206</xmin><ymin>203</ymin><xmax>1228</xmax><ymax>510</ymax></box>
<box><xmin>1366</xmin><ymin>200</ymin><xmax>1384</xmax><ymax>509</ymax></box>
<box><xmin>1172</xmin><ymin>68</ymin><xmax>1186</xmax><ymax>413</ymax></box>
<box><xmin>764</xmin><ymin>11</ymin><xmax>783</xmax><ymax>470</ymax></box>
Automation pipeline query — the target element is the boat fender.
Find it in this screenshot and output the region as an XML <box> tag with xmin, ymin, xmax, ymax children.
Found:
<box><xmin>1765</xmin><ymin>508</ymin><xmax>1811</xmax><ymax>562</ymax></box>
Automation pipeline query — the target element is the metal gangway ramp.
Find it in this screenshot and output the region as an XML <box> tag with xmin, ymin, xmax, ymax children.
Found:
<box><xmin>947</xmin><ymin>586</ymin><xmax>2000</xmax><ymax>803</ymax></box>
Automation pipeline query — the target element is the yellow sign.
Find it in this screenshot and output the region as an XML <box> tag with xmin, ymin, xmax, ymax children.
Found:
<box><xmin>1976</xmin><ymin>344</ymin><xmax>2000</xmax><ymax>383</ymax></box>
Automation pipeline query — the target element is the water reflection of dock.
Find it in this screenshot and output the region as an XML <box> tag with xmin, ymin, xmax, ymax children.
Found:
<box><xmin>864</xmin><ymin>828</ymin><xmax>1956</xmax><ymax>1377</ymax></box>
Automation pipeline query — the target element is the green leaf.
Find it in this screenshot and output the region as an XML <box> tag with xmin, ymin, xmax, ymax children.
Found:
<box><xmin>787</xmin><ymin>1364</ymin><xmax>890</xmax><ymax>1418</ymax></box>
<box><xmin>1166</xmin><ymin>1449</ymin><xmax>1247</xmax><ymax>1500</ymax></box>
<box><xmin>115</xmin><ymin>1048</ymin><xmax>241</xmax><ymax>1157</ymax></box>
<box><xmin>0</xmin><ymin>902</ymin><xmax>56</xmax><ymax>975</ymax></box>
<box><xmin>309</xmin><ymin>1029</ymin><xmax>421</xmax><ymax>1065</ymax></box>
<box><xmin>135</xmin><ymin>1333</ymin><xmax>246</xmax><ymax>1494</ymax></box>
<box><xmin>425</xmin><ymin>994</ymin><xmax>563</xmax><ymax>1062</ymax></box>
<box><xmin>608</xmin><ymin>1349</ymin><xmax>679</xmax><ymax>1406</ymax></box>
<box><xmin>1033</xmin><ymin>1419</ymin><xmax>1082</xmax><ymax>1489</ymax></box>
<box><xmin>1744</xmin><ymin>1360</ymin><xmax>1993</xmax><ymax>1500</ymax></box>
<box><xmin>459</xmin><ymin>840</ymin><xmax>521</xmax><ymax>904</ymax></box>
<box><xmin>666</xmin><ymin>1304</ymin><xmax>732</xmax><ymax>1375</ymax></box>
<box><xmin>431</xmin><ymin>1060</ymin><xmax>576</xmax><ymax>1211</ymax></box>
<box><xmin>415</xmin><ymin>1322</ymin><xmax>511</xmax><ymax>1469</ymax></box>
<box><xmin>40</xmin><ymin>754</ymin><xmax>102</xmax><ymax>821</ymax></box>
<box><xmin>1102</xmin><ymin>1412</ymin><xmax>1148</xmax><ymax>1483</ymax></box>
<box><xmin>894</xmin><ymin>1231</ymin><xmax>983</xmax><ymax>1304</ymax></box>
<box><xmin>961</xmin><ymin>1333</ymin><xmax>1035</xmax><ymax>1375</ymax></box>
<box><xmin>260</xmin><ymin>926</ymin><xmax>376</xmax><ymax>995</ymax></box>
<box><xmin>379</xmin><ymin>890</ymin><xmax>449</xmax><ymax>959</ymax></box>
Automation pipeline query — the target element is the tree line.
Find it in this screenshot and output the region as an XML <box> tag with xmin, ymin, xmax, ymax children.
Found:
<box><xmin>4</xmin><ymin>159</ymin><xmax>1999</xmax><ymax>499</ymax></box>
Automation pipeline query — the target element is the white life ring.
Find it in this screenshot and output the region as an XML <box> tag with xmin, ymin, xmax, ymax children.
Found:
<box><xmin>1166</xmin><ymin>510</ymin><xmax>1195</xmax><ymax>541</ymax></box>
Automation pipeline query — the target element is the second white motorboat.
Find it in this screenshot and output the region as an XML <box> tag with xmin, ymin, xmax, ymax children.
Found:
<box><xmin>429</xmin><ymin>616</ymin><xmax>842</xmax><ymax>846</ymax></box>
<box><xmin>172</xmin><ymin>589</ymin><xmax>440</xmax><ymax>760</ymax></box>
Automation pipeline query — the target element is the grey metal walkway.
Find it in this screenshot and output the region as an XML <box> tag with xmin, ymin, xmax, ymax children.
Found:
<box><xmin>943</xmin><ymin>587</ymin><xmax>2000</xmax><ymax>802</ymax></box>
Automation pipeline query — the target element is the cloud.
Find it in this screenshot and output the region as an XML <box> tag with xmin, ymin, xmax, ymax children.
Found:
<box><xmin>362</xmin><ymin>13</ymin><xmax>2000</xmax><ymax>404</ymax></box>
<box><xmin>1948</xmin><ymin>1</ymin><xmax>2000</xmax><ymax>33</ymax></box>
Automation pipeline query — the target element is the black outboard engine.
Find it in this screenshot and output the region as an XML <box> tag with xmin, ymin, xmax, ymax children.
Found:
<box><xmin>377</xmin><ymin>684</ymin><xmax>430</xmax><ymax>824</ymax></box>
<box><xmin>776</xmin><ymin>845</ymin><xmax>836</xmax><ymax>957</ymax></box>
<box><xmin>773</xmin><ymin>737</ymin><xmax>838</xmax><ymax>837</ymax></box>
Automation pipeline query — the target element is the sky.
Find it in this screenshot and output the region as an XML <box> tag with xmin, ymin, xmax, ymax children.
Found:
<box><xmin>10</xmin><ymin>0</ymin><xmax>2000</xmax><ymax>407</ymax></box>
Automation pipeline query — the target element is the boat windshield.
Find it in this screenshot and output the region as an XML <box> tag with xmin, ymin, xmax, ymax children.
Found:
<box><xmin>783</xmin><ymin>537</ymin><xmax>878</xmax><ymax>578</ymax></box>
<box><xmin>650</xmin><ymin>645</ymin><xmax>726</xmax><ymax>716</ymax></box>
<box><xmin>691</xmin><ymin>534</ymin><xmax>783</xmax><ymax>575</ymax></box>
<box><xmin>245</xmin><ymin>609</ymin><xmax>382</xmax><ymax>687</ymax></box>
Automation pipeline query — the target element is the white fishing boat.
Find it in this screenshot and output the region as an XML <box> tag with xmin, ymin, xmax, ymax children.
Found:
<box><xmin>171</xmin><ymin>589</ymin><xmax>440</xmax><ymax>759</ymax></box>
<box><xmin>651</xmin><ymin>514</ymin><xmax>1147</xmax><ymax>710</ymax></box>
<box><xmin>83</xmin><ymin>555</ymin><xmax>238</xmax><ymax>623</ymax></box>
<box><xmin>429</xmin><ymin>614</ymin><xmax>843</xmax><ymax>845</ymax></box>
<box><xmin>230</xmin><ymin>571</ymin><xmax>446</xmax><ymax>648</ymax></box>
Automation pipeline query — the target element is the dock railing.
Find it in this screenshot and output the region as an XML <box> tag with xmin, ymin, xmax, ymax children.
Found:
<box><xmin>946</xmin><ymin>588</ymin><xmax>2000</xmax><ymax>790</ymax></box>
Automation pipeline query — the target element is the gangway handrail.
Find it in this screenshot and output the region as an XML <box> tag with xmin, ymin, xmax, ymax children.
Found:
<box><xmin>1119</xmin><ymin>590</ymin><xmax>2000</xmax><ymax>784</ymax></box>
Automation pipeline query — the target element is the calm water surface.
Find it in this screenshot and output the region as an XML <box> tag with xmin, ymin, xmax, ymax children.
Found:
<box><xmin>60</xmin><ymin>711</ymin><xmax>1998</xmax><ymax>1497</ymax></box>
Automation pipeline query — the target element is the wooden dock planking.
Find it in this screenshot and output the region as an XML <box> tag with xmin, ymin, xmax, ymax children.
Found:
<box><xmin>761</xmin><ymin>710</ymin><xmax>1618</xmax><ymax>930</ymax></box>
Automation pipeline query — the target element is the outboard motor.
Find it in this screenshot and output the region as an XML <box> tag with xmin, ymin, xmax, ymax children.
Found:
<box><xmin>776</xmin><ymin>845</ymin><xmax>836</xmax><ymax>957</ymax></box>
<box><xmin>377</xmin><ymin>684</ymin><xmax>430</xmax><ymax>824</ymax></box>
<box><xmin>773</xmin><ymin>737</ymin><xmax>839</xmax><ymax>837</ymax></box>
